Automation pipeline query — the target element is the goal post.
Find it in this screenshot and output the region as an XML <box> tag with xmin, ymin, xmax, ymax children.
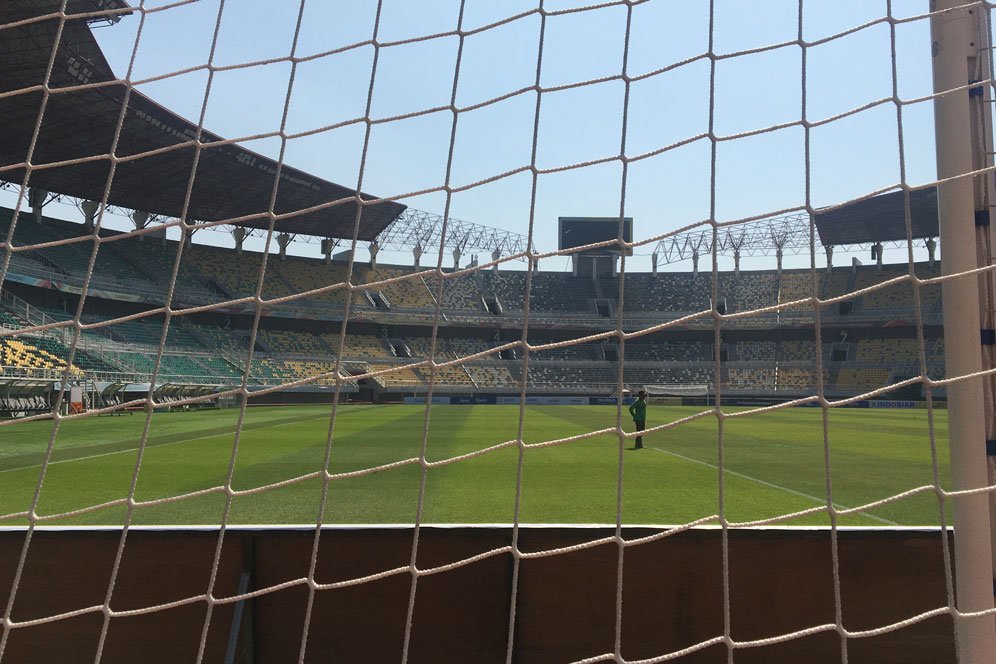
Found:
<box><xmin>932</xmin><ymin>0</ymin><xmax>996</xmax><ymax>658</ymax></box>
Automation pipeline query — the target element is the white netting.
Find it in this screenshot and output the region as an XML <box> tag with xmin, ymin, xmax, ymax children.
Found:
<box><xmin>1</xmin><ymin>0</ymin><xmax>996</xmax><ymax>661</ymax></box>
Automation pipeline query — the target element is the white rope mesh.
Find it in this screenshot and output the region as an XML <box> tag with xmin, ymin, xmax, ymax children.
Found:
<box><xmin>0</xmin><ymin>1</ymin><xmax>995</xmax><ymax>662</ymax></box>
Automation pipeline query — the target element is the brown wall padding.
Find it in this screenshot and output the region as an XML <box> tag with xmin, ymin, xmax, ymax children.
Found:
<box><xmin>0</xmin><ymin>527</ymin><xmax>956</xmax><ymax>663</ymax></box>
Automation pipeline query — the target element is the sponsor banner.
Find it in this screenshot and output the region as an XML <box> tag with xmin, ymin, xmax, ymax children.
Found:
<box><xmin>589</xmin><ymin>396</ymin><xmax>636</xmax><ymax>406</ymax></box>
<box><xmin>450</xmin><ymin>395</ymin><xmax>498</xmax><ymax>405</ymax></box>
<box><xmin>395</xmin><ymin>395</ymin><xmax>931</xmax><ymax>409</ymax></box>
<box><xmin>4</xmin><ymin>271</ymin><xmax>151</xmax><ymax>303</ymax></box>
<box><xmin>403</xmin><ymin>396</ymin><xmax>451</xmax><ymax>405</ymax></box>
<box><xmin>498</xmin><ymin>396</ymin><xmax>589</xmax><ymax>406</ymax></box>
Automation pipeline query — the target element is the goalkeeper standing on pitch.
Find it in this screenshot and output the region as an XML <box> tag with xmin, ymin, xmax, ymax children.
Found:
<box><xmin>629</xmin><ymin>390</ymin><xmax>647</xmax><ymax>449</ymax></box>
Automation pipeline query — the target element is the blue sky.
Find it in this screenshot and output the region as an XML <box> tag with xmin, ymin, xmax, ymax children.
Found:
<box><xmin>11</xmin><ymin>0</ymin><xmax>941</xmax><ymax>271</ymax></box>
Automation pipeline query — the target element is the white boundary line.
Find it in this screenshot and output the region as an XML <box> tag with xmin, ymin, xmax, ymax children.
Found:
<box><xmin>0</xmin><ymin>524</ymin><xmax>941</xmax><ymax>532</ymax></box>
<box><xmin>649</xmin><ymin>446</ymin><xmax>899</xmax><ymax>526</ymax></box>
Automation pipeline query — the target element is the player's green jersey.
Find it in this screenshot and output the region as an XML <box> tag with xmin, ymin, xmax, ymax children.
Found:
<box><xmin>628</xmin><ymin>399</ymin><xmax>646</xmax><ymax>422</ymax></box>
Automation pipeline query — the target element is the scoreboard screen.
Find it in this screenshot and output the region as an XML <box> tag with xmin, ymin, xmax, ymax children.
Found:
<box><xmin>558</xmin><ymin>217</ymin><xmax>633</xmax><ymax>253</ymax></box>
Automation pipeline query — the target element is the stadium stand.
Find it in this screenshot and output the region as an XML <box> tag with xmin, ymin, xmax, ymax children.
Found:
<box><xmin>367</xmin><ymin>363</ymin><xmax>424</xmax><ymax>388</ymax></box>
<box><xmin>182</xmin><ymin>243</ymin><xmax>293</xmax><ymax>301</ymax></box>
<box><xmin>720</xmin><ymin>272</ymin><xmax>778</xmax><ymax>313</ymax></box>
<box><xmin>334</xmin><ymin>334</ymin><xmax>393</xmax><ymax>359</ymax></box>
<box><xmin>0</xmin><ymin>309</ymin><xmax>20</xmax><ymax>329</ymax></box>
<box><xmin>464</xmin><ymin>363</ymin><xmax>516</xmax><ymax>388</ymax></box>
<box><xmin>354</xmin><ymin>265</ymin><xmax>434</xmax><ymax>308</ymax></box>
<box><xmin>728</xmin><ymin>367</ymin><xmax>777</xmax><ymax>391</ymax></box>
<box><xmin>736</xmin><ymin>340</ymin><xmax>778</xmax><ymax>363</ymax></box>
<box><xmin>623</xmin><ymin>341</ymin><xmax>709</xmax><ymax>362</ymax></box>
<box><xmin>257</xmin><ymin>329</ymin><xmax>333</xmax><ymax>357</ymax></box>
<box><xmin>280</xmin><ymin>261</ymin><xmax>351</xmax><ymax>306</ymax></box>
<box><xmin>610</xmin><ymin>273</ymin><xmax>711</xmax><ymax>313</ymax></box>
<box><xmin>0</xmin><ymin>202</ymin><xmax>954</xmax><ymax>403</ymax></box>
<box><xmin>482</xmin><ymin>271</ymin><xmax>596</xmax><ymax>313</ymax></box>
<box><xmin>778</xmin><ymin>271</ymin><xmax>817</xmax><ymax>308</ymax></box>
<box><xmin>835</xmin><ymin>367</ymin><xmax>892</xmax><ymax>391</ymax></box>
<box><xmin>436</xmin><ymin>271</ymin><xmax>484</xmax><ymax>311</ymax></box>
<box><xmin>855</xmin><ymin>338</ymin><xmax>917</xmax><ymax>363</ymax></box>
<box><xmin>0</xmin><ymin>336</ymin><xmax>80</xmax><ymax>376</ymax></box>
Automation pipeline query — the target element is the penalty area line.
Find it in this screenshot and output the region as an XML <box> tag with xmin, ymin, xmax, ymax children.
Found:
<box><xmin>648</xmin><ymin>446</ymin><xmax>898</xmax><ymax>526</ymax></box>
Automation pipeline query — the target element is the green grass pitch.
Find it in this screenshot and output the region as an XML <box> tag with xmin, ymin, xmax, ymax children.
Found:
<box><xmin>0</xmin><ymin>405</ymin><xmax>951</xmax><ymax>527</ymax></box>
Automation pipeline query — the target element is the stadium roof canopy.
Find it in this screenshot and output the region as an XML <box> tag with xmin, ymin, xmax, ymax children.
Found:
<box><xmin>0</xmin><ymin>0</ymin><xmax>405</xmax><ymax>240</ymax></box>
<box><xmin>814</xmin><ymin>188</ymin><xmax>938</xmax><ymax>247</ymax></box>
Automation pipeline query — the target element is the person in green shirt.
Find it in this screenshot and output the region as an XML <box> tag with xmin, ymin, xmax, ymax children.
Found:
<box><xmin>628</xmin><ymin>390</ymin><xmax>647</xmax><ymax>449</ymax></box>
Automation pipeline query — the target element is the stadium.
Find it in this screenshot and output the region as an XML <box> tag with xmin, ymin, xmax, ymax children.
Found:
<box><xmin>1</xmin><ymin>1</ymin><xmax>995</xmax><ymax>662</ymax></box>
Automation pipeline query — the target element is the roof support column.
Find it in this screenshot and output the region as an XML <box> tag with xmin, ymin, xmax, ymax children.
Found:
<box><xmin>413</xmin><ymin>243</ymin><xmax>422</xmax><ymax>271</ymax></box>
<box><xmin>873</xmin><ymin>242</ymin><xmax>884</xmax><ymax>270</ymax></box>
<box><xmin>132</xmin><ymin>210</ymin><xmax>149</xmax><ymax>242</ymax></box>
<box><xmin>825</xmin><ymin>245</ymin><xmax>833</xmax><ymax>274</ymax></box>
<box><xmin>368</xmin><ymin>241</ymin><xmax>379</xmax><ymax>268</ymax></box>
<box><xmin>233</xmin><ymin>227</ymin><xmax>246</xmax><ymax>255</ymax></box>
<box><xmin>28</xmin><ymin>188</ymin><xmax>47</xmax><ymax>224</ymax></box>
<box><xmin>81</xmin><ymin>200</ymin><xmax>99</xmax><ymax>233</ymax></box>
<box><xmin>277</xmin><ymin>233</ymin><xmax>291</xmax><ymax>261</ymax></box>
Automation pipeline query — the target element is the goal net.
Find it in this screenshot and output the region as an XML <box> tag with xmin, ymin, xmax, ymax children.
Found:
<box><xmin>1</xmin><ymin>0</ymin><xmax>996</xmax><ymax>661</ymax></box>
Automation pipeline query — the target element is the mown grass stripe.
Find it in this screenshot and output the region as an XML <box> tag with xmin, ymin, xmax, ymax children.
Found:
<box><xmin>648</xmin><ymin>446</ymin><xmax>898</xmax><ymax>526</ymax></box>
<box><xmin>0</xmin><ymin>407</ymin><xmax>374</xmax><ymax>475</ymax></box>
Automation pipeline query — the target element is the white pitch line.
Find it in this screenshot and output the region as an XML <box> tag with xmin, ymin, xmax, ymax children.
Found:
<box><xmin>649</xmin><ymin>446</ymin><xmax>898</xmax><ymax>526</ymax></box>
<box><xmin>0</xmin><ymin>408</ymin><xmax>371</xmax><ymax>476</ymax></box>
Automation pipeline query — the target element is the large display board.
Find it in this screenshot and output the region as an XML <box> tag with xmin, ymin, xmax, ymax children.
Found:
<box><xmin>558</xmin><ymin>217</ymin><xmax>633</xmax><ymax>253</ymax></box>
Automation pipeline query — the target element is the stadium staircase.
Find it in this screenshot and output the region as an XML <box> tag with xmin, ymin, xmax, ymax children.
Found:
<box><xmin>20</xmin><ymin>245</ymin><xmax>68</xmax><ymax>277</ymax></box>
<box><xmin>269</xmin><ymin>265</ymin><xmax>299</xmax><ymax>298</ymax></box>
<box><xmin>106</xmin><ymin>239</ymin><xmax>227</xmax><ymax>303</ymax></box>
<box><xmin>176</xmin><ymin>318</ymin><xmax>215</xmax><ymax>351</ymax></box>
<box><xmin>253</xmin><ymin>334</ymin><xmax>273</xmax><ymax>354</ymax></box>
<box><xmin>102</xmin><ymin>240</ymin><xmax>170</xmax><ymax>292</ymax></box>
<box><xmin>189</xmin><ymin>355</ymin><xmax>225</xmax><ymax>380</ymax></box>
<box><xmin>317</xmin><ymin>334</ymin><xmax>340</xmax><ymax>356</ymax></box>
<box><xmin>418</xmin><ymin>274</ymin><xmax>438</xmax><ymax>308</ymax></box>
<box><xmin>202</xmin><ymin>275</ymin><xmax>235</xmax><ymax>300</ymax></box>
<box><xmin>388</xmin><ymin>340</ymin><xmax>413</xmax><ymax>358</ymax></box>
<box><xmin>592</xmin><ymin>277</ymin><xmax>614</xmax><ymax>317</ymax></box>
